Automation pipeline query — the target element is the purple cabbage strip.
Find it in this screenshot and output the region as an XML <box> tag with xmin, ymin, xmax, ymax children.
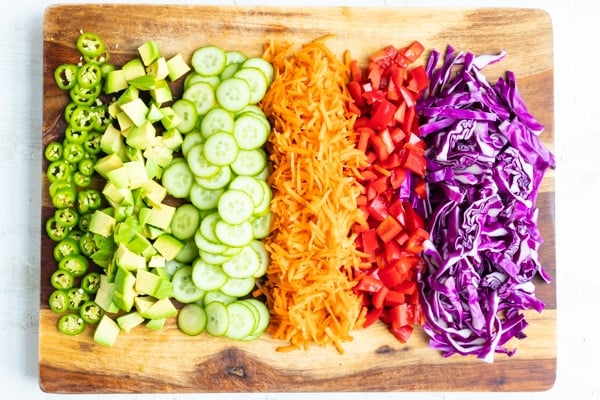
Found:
<box><xmin>416</xmin><ymin>46</ymin><xmax>555</xmax><ymax>362</ymax></box>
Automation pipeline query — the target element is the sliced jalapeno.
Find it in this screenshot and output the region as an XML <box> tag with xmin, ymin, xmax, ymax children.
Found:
<box><xmin>79</xmin><ymin>301</ymin><xmax>103</xmax><ymax>324</ymax></box>
<box><xmin>78</xmin><ymin>212</ymin><xmax>92</xmax><ymax>232</ymax></box>
<box><xmin>64</xmin><ymin>102</ymin><xmax>78</xmax><ymax>124</ymax></box>
<box><xmin>66</xmin><ymin>229</ymin><xmax>83</xmax><ymax>242</ymax></box>
<box><xmin>63</xmin><ymin>142</ymin><xmax>85</xmax><ymax>164</ymax></box>
<box><xmin>46</xmin><ymin>160</ymin><xmax>72</xmax><ymax>183</ymax></box>
<box><xmin>83</xmin><ymin>131</ymin><xmax>102</xmax><ymax>155</ymax></box>
<box><xmin>78</xmin><ymin>158</ymin><xmax>95</xmax><ymax>176</ymax></box>
<box><xmin>91</xmin><ymin>105</ymin><xmax>111</xmax><ymax>131</ymax></box>
<box><xmin>53</xmin><ymin>237</ymin><xmax>81</xmax><ymax>261</ymax></box>
<box><xmin>67</xmin><ymin>287</ymin><xmax>90</xmax><ymax>311</ymax></box>
<box><xmin>54</xmin><ymin>208</ymin><xmax>79</xmax><ymax>229</ymax></box>
<box><xmin>76</xmin><ymin>62</ymin><xmax>103</xmax><ymax>89</ymax></box>
<box><xmin>51</xmin><ymin>186</ymin><xmax>77</xmax><ymax>209</ymax></box>
<box><xmin>69</xmin><ymin>105</ymin><xmax>95</xmax><ymax>131</ymax></box>
<box><xmin>76</xmin><ymin>32</ymin><xmax>105</xmax><ymax>59</ymax></box>
<box><xmin>54</xmin><ymin>63</ymin><xmax>78</xmax><ymax>90</ymax></box>
<box><xmin>78</xmin><ymin>231</ymin><xmax>97</xmax><ymax>256</ymax></box>
<box><xmin>73</xmin><ymin>172</ymin><xmax>92</xmax><ymax>188</ymax></box>
<box><xmin>44</xmin><ymin>142</ymin><xmax>63</xmax><ymax>162</ymax></box>
<box><xmin>57</xmin><ymin>313</ymin><xmax>86</xmax><ymax>336</ymax></box>
<box><xmin>58</xmin><ymin>253</ymin><xmax>89</xmax><ymax>277</ymax></box>
<box><xmin>70</xmin><ymin>83</ymin><xmax>101</xmax><ymax>106</ymax></box>
<box><xmin>81</xmin><ymin>272</ymin><xmax>101</xmax><ymax>294</ymax></box>
<box><xmin>46</xmin><ymin>216</ymin><xmax>69</xmax><ymax>241</ymax></box>
<box><xmin>64</xmin><ymin>126</ymin><xmax>88</xmax><ymax>144</ymax></box>
<box><xmin>50</xmin><ymin>269</ymin><xmax>75</xmax><ymax>290</ymax></box>
<box><xmin>48</xmin><ymin>289</ymin><xmax>69</xmax><ymax>313</ymax></box>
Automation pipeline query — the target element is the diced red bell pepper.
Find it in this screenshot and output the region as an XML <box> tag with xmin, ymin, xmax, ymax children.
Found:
<box><xmin>363</xmin><ymin>307</ymin><xmax>383</xmax><ymax>328</ymax></box>
<box><xmin>376</xmin><ymin>215</ymin><xmax>403</xmax><ymax>243</ymax></box>
<box><xmin>391</xmin><ymin>325</ymin><xmax>414</xmax><ymax>343</ymax></box>
<box><xmin>360</xmin><ymin>229</ymin><xmax>380</xmax><ymax>254</ymax></box>
<box><xmin>356</xmin><ymin>275</ymin><xmax>385</xmax><ymax>293</ymax></box>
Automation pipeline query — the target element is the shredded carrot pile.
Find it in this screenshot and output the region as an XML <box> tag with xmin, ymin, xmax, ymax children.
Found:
<box><xmin>257</xmin><ymin>36</ymin><xmax>368</xmax><ymax>354</ymax></box>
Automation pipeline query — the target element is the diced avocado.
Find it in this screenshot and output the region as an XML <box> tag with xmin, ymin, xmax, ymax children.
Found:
<box><xmin>159</xmin><ymin>106</ymin><xmax>181</xmax><ymax>130</ymax></box>
<box><xmin>161</xmin><ymin>128</ymin><xmax>183</xmax><ymax>151</ymax></box>
<box><xmin>141</xmin><ymin>179</ymin><xmax>167</xmax><ymax>207</ymax></box>
<box><xmin>134</xmin><ymin>296</ymin><xmax>155</xmax><ymax>315</ymax></box>
<box><xmin>94</xmin><ymin>153</ymin><xmax>124</xmax><ymax>178</ymax></box>
<box><xmin>153</xmin><ymin>233</ymin><xmax>184</xmax><ymax>261</ymax></box>
<box><xmin>140</xmin><ymin>298</ymin><xmax>177</xmax><ymax>320</ymax></box>
<box><xmin>94</xmin><ymin>314</ymin><xmax>120</xmax><ymax>347</ymax></box>
<box><xmin>146</xmin><ymin>57</ymin><xmax>169</xmax><ymax>80</ymax></box>
<box><xmin>145</xmin><ymin>203</ymin><xmax>176</xmax><ymax>230</ymax></box>
<box><xmin>95</xmin><ymin>275</ymin><xmax>119</xmax><ymax>313</ymax></box>
<box><xmin>88</xmin><ymin>210</ymin><xmax>116</xmax><ymax>238</ymax></box>
<box><xmin>137</xmin><ymin>39</ymin><xmax>161</xmax><ymax>66</ymax></box>
<box><xmin>149</xmin><ymin>255</ymin><xmax>166</xmax><ymax>269</ymax></box>
<box><xmin>119</xmin><ymin>97</ymin><xmax>149</xmax><ymax>128</ymax></box>
<box><xmin>125</xmin><ymin>160</ymin><xmax>150</xmax><ymax>189</ymax></box>
<box><xmin>117</xmin><ymin>85</ymin><xmax>140</xmax><ymax>105</ymax></box>
<box><xmin>144</xmin><ymin>224</ymin><xmax>164</xmax><ymax>240</ymax></box>
<box><xmin>143</xmin><ymin>143</ymin><xmax>173</xmax><ymax>168</ymax></box>
<box><xmin>100</xmin><ymin>124</ymin><xmax>125</xmax><ymax>155</ymax></box>
<box><xmin>123</xmin><ymin>58</ymin><xmax>146</xmax><ymax>81</ymax></box>
<box><xmin>117</xmin><ymin>311</ymin><xmax>145</xmax><ymax>333</ymax></box>
<box><xmin>106</xmin><ymin>165</ymin><xmax>131</xmax><ymax>189</ymax></box>
<box><xmin>114</xmin><ymin>266</ymin><xmax>136</xmax><ymax>312</ymax></box>
<box><xmin>153</xmin><ymin>278</ymin><xmax>173</xmax><ymax>300</ymax></box>
<box><xmin>145</xmin><ymin>318</ymin><xmax>166</xmax><ymax>331</ymax></box>
<box><xmin>113</xmin><ymin>217</ymin><xmax>139</xmax><ymax>245</ymax></box>
<box><xmin>150</xmin><ymin>79</ymin><xmax>172</xmax><ymax>105</ymax></box>
<box><xmin>126</xmin><ymin>120</ymin><xmax>156</xmax><ymax>150</ymax></box>
<box><xmin>127</xmin><ymin>233</ymin><xmax>156</xmax><ymax>260</ymax></box>
<box><xmin>166</xmin><ymin>53</ymin><xmax>191</xmax><ymax>81</ymax></box>
<box><xmin>135</xmin><ymin>268</ymin><xmax>162</xmax><ymax>296</ymax></box>
<box><xmin>146</xmin><ymin>102</ymin><xmax>164</xmax><ymax>123</ymax></box>
<box><xmin>116</xmin><ymin>110</ymin><xmax>134</xmax><ymax>132</ymax></box>
<box><xmin>105</xmin><ymin>69</ymin><xmax>128</xmax><ymax>94</ymax></box>
<box><xmin>115</xmin><ymin>242</ymin><xmax>146</xmax><ymax>271</ymax></box>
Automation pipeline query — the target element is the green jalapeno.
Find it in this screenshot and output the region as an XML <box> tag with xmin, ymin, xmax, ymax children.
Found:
<box><xmin>78</xmin><ymin>212</ymin><xmax>92</xmax><ymax>232</ymax></box>
<box><xmin>46</xmin><ymin>216</ymin><xmax>69</xmax><ymax>242</ymax></box>
<box><xmin>67</xmin><ymin>287</ymin><xmax>90</xmax><ymax>311</ymax></box>
<box><xmin>83</xmin><ymin>131</ymin><xmax>102</xmax><ymax>155</ymax></box>
<box><xmin>78</xmin><ymin>158</ymin><xmax>95</xmax><ymax>176</ymax></box>
<box><xmin>49</xmin><ymin>179</ymin><xmax>73</xmax><ymax>198</ymax></box>
<box><xmin>58</xmin><ymin>253</ymin><xmax>89</xmax><ymax>277</ymax></box>
<box><xmin>76</xmin><ymin>32</ymin><xmax>105</xmax><ymax>59</ymax></box>
<box><xmin>44</xmin><ymin>142</ymin><xmax>63</xmax><ymax>162</ymax></box>
<box><xmin>78</xmin><ymin>231</ymin><xmax>98</xmax><ymax>256</ymax></box>
<box><xmin>53</xmin><ymin>236</ymin><xmax>81</xmax><ymax>261</ymax></box>
<box><xmin>57</xmin><ymin>313</ymin><xmax>86</xmax><ymax>336</ymax></box>
<box><xmin>54</xmin><ymin>208</ymin><xmax>79</xmax><ymax>229</ymax></box>
<box><xmin>46</xmin><ymin>160</ymin><xmax>72</xmax><ymax>183</ymax></box>
<box><xmin>79</xmin><ymin>301</ymin><xmax>103</xmax><ymax>324</ymax></box>
<box><xmin>66</xmin><ymin>229</ymin><xmax>83</xmax><ymax>242</ymax></box>
<box><xmin>81</xmin><ymin>272</ymin><xmax>101</xmax><ymax>294</ymax></box>
<box><xmin>69</xmin><ymin>83</ymin><xmax>101</xmax><ymax>106</ymax></box>
<box><xmin>51</xmin><ymin>186</ymin><xmax>77</xmax><ymax>209</ymax></box>
<box><xmin>64</xmin><ymin>102</ymin><xmax>78</xmax><ymax>124</ymax></box>
<box><xmin>76</xmin><ymin>62</ymin><xmax>103</xmax><ymax>89</ymax></box>
<box><xmin>64</xmin><ymin>126</ymin><xmax>88</xmax><ymax>144</ymax></box>
<box><xmin>63</xmin><ymin>142</ymin><xmax>85</xmax><ymax>164</ymax></box>
<box><xmin>54</xmin><ymin>63</ymin><xmax>78</xmax><ymax>90</ymax></box>
<box><xmin>72</xmin><ymin>172</ymin><xmax>92</xmax><ymax>188</ymax></box>
<box><xmin>91</xmin><ymin>105</ymin><xmax>111</xmax><ymax>131</ymax></box>
<box><xmin>69</xmin><ymin>105</ymin><xmax>95</xmax><ymax>132</ymax></box>
<box><xmin>50</xmin><ymin>269</ymin><xmax>75</xmax><ymax>290</ymax></box>
<box><xmin>48</xmin><ymin>289</ymin><xmax>69</xmax><ymax>313</ymax></box>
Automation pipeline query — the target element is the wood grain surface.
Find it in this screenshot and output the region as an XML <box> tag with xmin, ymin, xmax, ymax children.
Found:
<box><xmin>40</xmin><ymin>4</ymin><xmax>555</xmax><ymax>393</ymax></box>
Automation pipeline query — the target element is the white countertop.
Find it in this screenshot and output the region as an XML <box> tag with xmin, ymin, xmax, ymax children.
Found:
<box><xmin>1</xmin><ymin>0</ymin><xmax>597</xmax><ymax>398</ymax></box>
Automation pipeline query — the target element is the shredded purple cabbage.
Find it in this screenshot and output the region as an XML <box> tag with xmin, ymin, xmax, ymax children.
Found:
<box><xmin>416</xmin><ymin>46</ymin><xmax>555</xmax><ymax>362</ymax></box>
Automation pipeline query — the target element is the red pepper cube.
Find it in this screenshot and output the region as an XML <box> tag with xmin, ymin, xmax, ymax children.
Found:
<box><xmin>376</xmin><ymin>215</ymin><xmax>403</xmax><ymax>243</ymax></box>
<box><xmin>391</xmin><ymin>324</ymin><xmax>414</xmax><ymax>343</ymax></box>
<box><xmin>390</xmin><ymin>303</ymin><xmax>409</xmax><ymax>329</ymax></box>
<box><xmin>360</xmin><ymin>229</ymin><xmax>380</xmax><ymax>254</ymax></box>
<box><xmin>384</xmin><ymin>290</ymin><xmax>406</xmax><ymax>308</ymax></box>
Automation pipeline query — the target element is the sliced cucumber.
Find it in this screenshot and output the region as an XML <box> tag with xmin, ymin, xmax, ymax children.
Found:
<box><xmin>219</xmin><ymin>276</ymin><xmax>255</xmax><ymax>297</ymax></box>
<box><xmin>177</xmin><ymin>303</ymin><xmax>207</xmax><ymax>336</ymax></box>
<box><xmin>242</xmin><ymin>298</ymin><xmax>270</xmax><ymax>335</ymax></box>
<box><xmin>242</xmin><ymin>57</ymin><xmax>274</xmax><ymax>86</ymax></box>
<box><xmin>183</xmin><ymin>82</ymin><xmax>216</xmax><ymax>116</ymax></box>
<box><xmin>172</xmin><ymin>265</ymin><xmax>205</xmax><ymax>304</ymax></box>
<box><xmin>191</xmin><ymin>45</ymin><xmax>227</xmax><ymax>77</ymax></box>
<box><xmin>203</xmin><ymin>132</ymin><xmax>239</xmax><ymax>166</ymax></box>
<box><xmin>230</xmin><ymin>148</ymin><xmax>267</xmax><ymax>176</ymax></box>
<box><xmin>222</xmin><ymin>244</ymin><xmax>260</xmax><ymax>278</ymax></box>
<box><xmin>199</xmin><ymin>211</ymin><xmax>221</xmax><ymax>243</ymax></box>
<box><xmin>170</xmin><ymin>203</ymin><xmax>201</xmax><ymax>240</ymax></box>
<box><xmin>217</xmin><ymin>189</ymin><xmax>254</xmax><ymax>225</ymax></box>
<box><xmin>171</xmin><ymin>99</ymin><xmax>198</xmax><ymax>133</ymax></box>
<box><xmin>194</xmin><ymin>229</ymin><xmax>228</xmax><ymax>255</ymax></box>
<box><xmin>184</xmin><ymin>71</ymin><xmax>220</xmax><ymax>90</ymax></box>
<box><xmin>251</xmin><ymin>211</ymin><xmax>272</xmax><ymax>240</ymax></box>
<box><xmin>233</xmin><ymin>112</ymin><xmax>270</xmax><ymax>150</ymax></box>
<box><xmin>189</xmin><ymin>184</ymin><xmax>224</xmax><ymax>210</ymax></box>
<box><xmin>194</xmin><ymin>165</ymin><xmax>232</xmax><ymax>190</ymax></box>
<box><xmin>225</xmin><ymin>301</ymin><xmax>256</xmax><ymax>340</ymax></box>
<box><xmin>161</xmin><ymin>160</ymin><xmax>193</xmax><ymax>199</ymax></box>
<box><xmin>225</xmin><ymin>50</ymin><xmax>248</xmax><ymax>66</ymax></box>
<box><xmin>199</xmin><ymin>249</ymin><xmax>231</xmax><ymax>265</ymax></box>
<box><xmin>234</xmin><ymin>67</ymin><xmax>268</xmax><ymax>105</ymax></box>
<box><xmin>216</xmin><ymin>77</ymin><xmax>251</xmax><ymax>112</ymax></box>
<box><xmin>215</xmin><ymin>219</ymin><xmax>253</xmax><ymax>248</ymax></box>
<box><xmin>186</xmin><ymin>144</ymin><xmax>220</xmax><ymax>178</ymax></box>
<box><xmin>181</xmin><ymin>131</ymin><xmax>204</xmax><ymax>158</ymax></box>
<box><xmin>252</xmin><ymin>177</ymin><xmax>272</xmax><ymax>216</ymax></box>
<box><xmin>203</xmin><ymin>290</ymin><xmax>237</xmax><ymax>305</ymax></box>
<box><xmin>192</xmin><ymin>258</ymin><xmax>228</xmax><ymax>291</ymax></box>
<box><xmin>228</xmin><ymin>175</ymin><xmax>264</xmax><ymax>208</ymax></box>
<box><xmin>249</xmin><ymin>239</ymin><xmax>270</xmax><ymax>278</ymax></box>
<box><xmin>200</xmin><ymin>106</ymin><xmax>234</xmax><ymax>139</ymax></box>
<box><xmin>205</xmin><ymin>301</ymin><xmax>229</xmax><ymax>337</ymax></box>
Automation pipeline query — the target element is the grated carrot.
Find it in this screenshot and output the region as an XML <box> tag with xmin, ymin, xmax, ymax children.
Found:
<box><xmin>257</xmin><ymin>37</ymin><xmax>368</xmax><ymax>354</ymax></box>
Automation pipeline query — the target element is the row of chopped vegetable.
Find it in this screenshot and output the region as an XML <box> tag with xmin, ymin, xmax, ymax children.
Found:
<box><xmin>44</xmin><ymin>31</ymin><xmax>554</xmax><ymax>362</ymax></box>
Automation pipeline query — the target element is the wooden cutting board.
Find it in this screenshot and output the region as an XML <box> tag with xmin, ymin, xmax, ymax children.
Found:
<box><xmin>40</xmin><ymin>5</ymin><xmax>556</xmax><ymax>393</ymax></box>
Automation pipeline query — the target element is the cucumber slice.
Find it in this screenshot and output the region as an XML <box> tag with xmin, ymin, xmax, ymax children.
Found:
<box><xmin>177</xmin><ymin>303</ymin><xmax>207</xmax><ymax>336</ymax></box>
<box><xmin>183</xmin><ymin>82</ymin><xmax>216</xmax><ymax>116</ymax></box>
<box><xmin>242</xmin><ymin>298</ymin><xmax>270</xmax><ymax>335</ymax></box>
<box><xmin>249</xmin><ymin>239</ymin><xmax>270</xmax><ymax>278</ymax></box>
<box><xmin>171</xmin><ymin>265</ymin><xmax>205</xmax><ymax>304</ymax></box>
<box><xmin>252</xmin><ymin>178</ymin><xmax>272</xmax><ymax>216</ymax></box>
<box><xmin>220</xmin><ymin>276</ymin><xmax>256</xmax><ymax>298</ymax></box>
<box><xmin>191</xmin><ymin>45</ymin><xmax>227</xmax><ymax>76</ymax></box>
<box><xmin>222</xmin><ymin>244</ymin><xmax>260</xmax><ymax>278</ymax></box>
<box><xmin>216</xmin><ymin>77</ymin><xmax>251</xmax><ymax>112</ymax></box>
<box><xmin>170</xmin><ymin>203</ymin><xmax>201</xmax><ymax>240</ymax></box>
<box><xmin>175</xmin><ymin>238</ymin><xmax>199</xmax><ymax>264</ymax></box>
<box><xmin>199</xmin><ymin>211</ymin><xmax>221</xmax><ymax>243</ymax></box>
<box><xmin>189</xmin><ymin>184</ymin><xmax>224</xmax><ymax>210</ymax></box>
<box><xmin>225</xmin><ymin>50</ymin><xmax>248</xmax><ymax>66</ymax></box>
<box><xmin>219</xmin><ymin>63</ymin><xmax>240</xmax><ymax>80</ymax></box>
<box><xmin>199</xmin><ymin>249</ymin><xmax>231</xmax><ymax>265</ymax></box>
<box><xmin>194</xmin><ymin>229</ymin><xmax>228</xmax><ymax>255</ymax></box>
<box><xmin>161</xmin><ymin>160</ymin><xmax>193</xmax><ymax>199</ymax></box>
<box><xmin>233</xmin><ymin>112</ymin><xmax>270</xmax><ymax>150</ymax></box>
<box><xmin>203</xmin><ymin>131</ymin><xmax>238</xmax><ymax>166</ymax></box>
<box><xmin>234</xmin><ymin>67</ymin><xmax>268</xmax><ymax>105</ymax></box>
<box><xmin>241</xmin><ymin>57</ymin><xmax>274</xmax><ymax>86</ymax></box>
<box><xmin>251</xmin><ymin>211</ymin><xmax>272</xmax><ymax>240</ymax></box>
<box><xmin>171</xmin><ymin>99</ymin><xmax>198</xmax><ymax>133</ymax></box>
<box><xmin>230</xmin><ymin>148</ymin><xmax>267</xmax><ymax>176</ymax></box>
<box><xmin>205</xmin><ymin>301</ymin><xmax>229</xmax><ymax>337</ymax></box>
<box><xmin>192</xmin><ymin>258</ymin><xmax>228</xmax><ymax>291</ymax></box>
<box><xmin>215</xmin><ymin>220</ymin><xmax>253</xmax><ymax>248</ymax></box>
<box><xmin>225</xmin><ymin>301</ymin><xmax>256</xmax><ymax>340</ymax></box>
<box><xmin>203</xmin><ymin>290</ymin><xmax>237</xmax><ymax>305</ymax></box>
<box><xmin>194</xmin><ymin>165</ymin><xmax>232</xmax><ymax>190</ymax></box>
<box><xmin>228</xmin><ymin>176</ymin><xmax>264</xmax><ymax>207</ymax></box>
<box><xmin>217</xmin><ymin>189</ymin><xmax>254</xmax><ymax>225</ymax></box>
<box><xmin>181</xmin><ymin>131</ymin><xmax>204</xmax><ymax>158</ymax></box>
<box><xmin>186</xmin><ymin>144</ymin><xmax>220</xmax><ymax>178</ymax></box>
<box><xmin>200</xmin><ymin>106</ymin><xmax>235</xmax><ymax>139</ymax></box>
<box><xmin>184</xmin><ymin>72</ymin><xmax>220</xmax><ymax>90</ymax></box>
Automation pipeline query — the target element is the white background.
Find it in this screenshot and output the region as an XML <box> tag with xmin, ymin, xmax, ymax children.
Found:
<box><xmin>1</xmin><ymin>0</ymin><xmax>597</xmax><ymax>399</ymax></box>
